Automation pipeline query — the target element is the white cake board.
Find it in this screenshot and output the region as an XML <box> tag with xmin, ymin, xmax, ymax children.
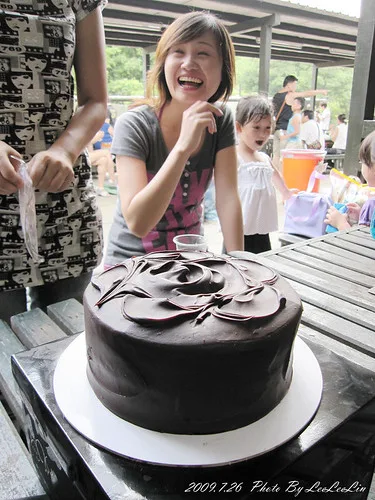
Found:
<box><xmin>54</xmin><ymin>334</ymin><xmax>322</xmax><ymax>467</ymax></box>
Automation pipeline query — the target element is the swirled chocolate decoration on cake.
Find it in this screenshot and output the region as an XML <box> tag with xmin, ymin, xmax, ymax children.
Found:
<box><xmin>92</xmin><ymin>251</ymin><xmax>286</xmax><ymax>326</ymax></box>
<box><xmin>84</xmin><ymin>250</ymin><xmax>302</xmax><ymax>434</ymax></box>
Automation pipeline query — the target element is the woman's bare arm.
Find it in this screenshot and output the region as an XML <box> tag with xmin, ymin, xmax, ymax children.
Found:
<box><xmin>27</xmin><ymin>8</ymin><xmax>108</xmax><ymax>192</ymax></box>
<box><xmin>214</xmin><ymin>145</ymin><xmax>244</xmax><ymax>252</ymax></box>
<box><xmin>116</xmin><ymin>101</ymin><xmax>223</xmax><ymax>237</ymax></box>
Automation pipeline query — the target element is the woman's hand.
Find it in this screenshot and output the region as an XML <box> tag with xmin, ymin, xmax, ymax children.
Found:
<box><xmin>324</xmin><ymin>206</ymin><xmax>351</xmax><ymax>230</ymax></box>
<box><xmin>0</xmin><ymin>141</ymin><xmax>24</xmax><ymax>194</ymax></box>
<box><xmin>27</xmin><ymin>147</ymin><xmax>75</xmax><ymax>193</ymax></box>
<box><xmin>176</xmin><ymin>101</ymin><xmax>223</xmax><ymax>156</ymax></box>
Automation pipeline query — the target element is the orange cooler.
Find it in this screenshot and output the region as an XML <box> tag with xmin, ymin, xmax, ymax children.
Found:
<box><xmin>281</xmin><ymin>149</ymin><xmax>326</xmax><ymax>193</ymax></box>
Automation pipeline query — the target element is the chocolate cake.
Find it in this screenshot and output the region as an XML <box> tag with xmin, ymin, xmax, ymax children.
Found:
<box><xmin>84</xmin><ymin>251</ymin><xmax>302</xmax><ymax>434</ymax></box>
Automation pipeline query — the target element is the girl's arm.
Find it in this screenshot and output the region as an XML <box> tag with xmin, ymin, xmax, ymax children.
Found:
<box><xmin>28</xmin><ymin>8</ymin><xmax>107</xmax><ymax>192</ymax></box>
<box><xmin>270</xmin><ymin>158</ymin><xmax>295</xmax><ymax>200</ymax></box>
<box><xmin>117</xmin><ymin>101</ymin><xmax>223</xmax><ymax>238</ymax></box>
<box><xmin>214</xmin><ymin>145</ymin><xmax>244</xmax><ymax>252</ymax></box>
<box><xmin>117</xmin><ymin>148</ymin><xmax>189</xmax><ymax>238</ymax></box>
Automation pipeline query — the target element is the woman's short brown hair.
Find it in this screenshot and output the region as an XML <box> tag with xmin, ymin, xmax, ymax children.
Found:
<box><xmin>145</xmin><ymin>11</ymin><xmax>235</xmax><ymax>109</ymax></box>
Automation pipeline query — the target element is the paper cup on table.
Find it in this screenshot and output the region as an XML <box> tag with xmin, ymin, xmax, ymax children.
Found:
<box><xmin>173</xmin><ymin>234</ymin><xmax>208</xmax><ymax>252</ymax></box>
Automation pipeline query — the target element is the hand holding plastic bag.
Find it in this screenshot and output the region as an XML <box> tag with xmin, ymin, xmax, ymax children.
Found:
<box><xmin>12</xmin><ymin>156</ymin><xmax>44</xmax><ymax>265</ymax></box>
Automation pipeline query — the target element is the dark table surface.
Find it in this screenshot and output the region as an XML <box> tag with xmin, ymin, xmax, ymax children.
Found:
<box><xmin>11</xmin><ymin>333</ymin><xmax>375</xmax><ymax>499</ymax></box>
<box><xmin>11</xmin><ymin>226</ymin><xmax>375</xmax><ymax>499</ymax></box>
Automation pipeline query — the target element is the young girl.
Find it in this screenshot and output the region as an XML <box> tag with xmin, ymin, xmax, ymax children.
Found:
<box><xmin>325</xmin><ymin>130</ymin><xmax>375</xmax><ymax>230</ymax></box>
<box><xmin>236</xmin><ymin>95</ymin><xmax>295</xmax><ymax>253</ymax></box>
<box><xmin>104</xmin><ymin>11</ymin><xmax>243</xmax><ymax>265</ymax></box>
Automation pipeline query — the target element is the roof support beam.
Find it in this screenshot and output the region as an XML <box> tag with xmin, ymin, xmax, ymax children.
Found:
<box><xmin>228</xmin><ymin>14</ymin><xmax>279</xmax><ymax>35</ymax></box>
<box><xmin>229</xmin><ymin>15</ymin><xmax>280</xmax><ymax>95</ymax></box>
<box><xmin>143</xmin><ymin>50</ymin><xmax>151</xmax><ymax>95</ymax></box>
<box><xmin>344</xmin><ymin>0</ymin><xmax>375</xmax><ymax>175</ymax></box>
<box><xmin>258</xmin><ymin>23</ymin><xmax>272</xmax><ymax>94</ymax></box>
<box><xmin>205</xmin><ymin>0</ymin><xmax>357</xmax><ymax>28</ymax></box>
<box><xmin>311</xmin><ymin>64</ymin><xmax>318</xmax><ymax>110</ymax></box>
<box><xmin>315</xmin><ymin>59</ymin><xmax>354</xmax><ymax>68</ymax></box>
<box><xmin>144</xmin><ymin>44</ymin><xmax>157</xmax><ymax>54</ymax></box>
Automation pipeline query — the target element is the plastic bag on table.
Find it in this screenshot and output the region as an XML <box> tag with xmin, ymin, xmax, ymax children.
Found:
<box><xmin>329</xmin><ymin>168</ymin><xmax>363</xmax><ymax>204</ymax></box>
<box><xmin>15</xmin><ymin>157</ymin><xmax>44</xmax><ymax>265</ymax></box>
<box><xmin>357</xmin><ymin>185</ymin><xmax>375</xmax><ymax>205</ymax></box>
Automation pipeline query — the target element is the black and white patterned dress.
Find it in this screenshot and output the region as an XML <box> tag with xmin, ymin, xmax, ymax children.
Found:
<box><xmin>0</xmin><ymin>0</ymin><xmax>104</xmax><ymax>291</ymax></box>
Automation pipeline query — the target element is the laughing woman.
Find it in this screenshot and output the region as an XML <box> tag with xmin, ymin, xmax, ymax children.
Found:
<box><xmin>104</xmin><ymin>11</ymin><xmax>243</xmax><ymax>266</ymax></box>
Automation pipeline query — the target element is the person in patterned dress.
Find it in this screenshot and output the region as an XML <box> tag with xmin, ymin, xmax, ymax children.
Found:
<box><xmin>0</xmin><ymin>0</ymin><xmax>107</xmax><ymax>322</ymax></box>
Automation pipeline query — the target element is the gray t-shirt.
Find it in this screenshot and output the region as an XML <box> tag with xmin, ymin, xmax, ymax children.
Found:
<box><xmin>105</xmin><ymin>104</ymin><xmax>235</xmax><ymax>265</ymax></box>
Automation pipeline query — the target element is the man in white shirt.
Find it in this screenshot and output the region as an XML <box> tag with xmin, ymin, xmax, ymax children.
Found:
<box><xmin>317</xmin><ymin>102</ymin><xmax>331</xmax><ymax>133</ymax></box>
<box><xmin>300</xmin><ymin>110</ymin><xmax>325</xmax><ymax>149</ymax></box>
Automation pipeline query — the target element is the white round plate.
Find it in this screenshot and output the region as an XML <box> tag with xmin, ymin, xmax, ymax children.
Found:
<box><xmin>54</xmin><ymin>334</ymin><xmax>322</xmax><ymax>466</ymax></box>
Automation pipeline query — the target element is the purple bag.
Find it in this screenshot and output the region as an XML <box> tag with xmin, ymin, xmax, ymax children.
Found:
<box><xmin>284</xmin><ymin>192</ymin><xmax>332</xmax><ymax>238</ymax></box>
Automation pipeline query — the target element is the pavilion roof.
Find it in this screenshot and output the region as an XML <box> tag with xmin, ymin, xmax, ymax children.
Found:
<box><xmin>103</xmin><ymin>0</ymin><xmax>358</xmax><ymax>67</ymax></box>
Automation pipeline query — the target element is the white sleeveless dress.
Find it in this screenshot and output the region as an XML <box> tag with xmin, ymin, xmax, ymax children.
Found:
<box><xmin>237</xmin><ymin>152</ymin><xmax>278</xmax><ymax>235</ymax></box>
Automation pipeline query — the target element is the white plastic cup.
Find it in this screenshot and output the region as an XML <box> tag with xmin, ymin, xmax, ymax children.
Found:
<box><xmin>173</xmin><ymin>234</ymin><xmax>208</xmax><ymax>252</ymax></box>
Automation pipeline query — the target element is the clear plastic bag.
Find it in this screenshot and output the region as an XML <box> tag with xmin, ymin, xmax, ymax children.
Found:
<box><xmin>15</xmin><ymin>157</ymin><xmax>44</xmax><ymax>265</ymax></box>
<box><xmin>329</xmin><ymin>167</ymin><xmax>375</xmax><ymax>205</ymax></box>
<box><xmin>329</xmin><ymin>168</ymin><xmax>363</xmax><ymax>204</ymax></box>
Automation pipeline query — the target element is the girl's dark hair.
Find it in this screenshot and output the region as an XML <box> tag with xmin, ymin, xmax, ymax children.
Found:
<box><xmin>338</xmin><ymin>114</ymin><xmax>347</xmax><ymax>123</ymax></box>
<box><xmin>236</xmin><ymin>95</ymin><xmax>273</xmax><ymax>126</ymax></box>
<box><xmin>359</xmin><ymin>130</ymin><xmax>375</xmax><ymax>167</ymax></box>
<box><xmin>143</xmin><ymin>11</ymin><xmax>235</xmax><ymax>110</ymax></box>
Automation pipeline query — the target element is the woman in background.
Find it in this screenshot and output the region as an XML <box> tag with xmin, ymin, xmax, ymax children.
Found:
<box><xmin>329</xmin><ymin>114</ymin><xmax>348</xmax><ymax>153</ymax></box>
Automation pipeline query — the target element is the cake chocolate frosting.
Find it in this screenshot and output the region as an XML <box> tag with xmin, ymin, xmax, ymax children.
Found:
<box><xmin>84</xmin><ymin>251</ymin><xmax>302</xmax><ymax>434</ymax></box>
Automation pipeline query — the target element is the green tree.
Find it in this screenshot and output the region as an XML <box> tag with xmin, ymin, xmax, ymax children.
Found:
<box><xmin>106</xmin><ymin>46</ymin><xmax>144</xmax><ymax>95</ymax></box>
<box><xmin>104</xmin><ymin>44</ymin><xmax>354</xmax><ymax>122</ymax></box>
<box><xmin>234</xmin><ymin>57</ymin><xmax>259</xmax><ymax>95</ymax></box>
<box><xmin>316</xmin><ymin>66</ymin><xmax>353</xmax><ymax>119</ymax></box>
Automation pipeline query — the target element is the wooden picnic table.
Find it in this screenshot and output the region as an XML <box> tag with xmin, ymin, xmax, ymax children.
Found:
<box><xmin>325</xmin><ymin>153</ymin><xmax>345</xmax><ymax>170</ymax></box>
<box><xmin>236</xmin><ymin>226</ymin><xmax>375</xmax><ymax>363</ymax></box>
<box><xmin>2</xmin><ymin>228</ymin><xmax>375</xmax><ymax>498</ymax></box>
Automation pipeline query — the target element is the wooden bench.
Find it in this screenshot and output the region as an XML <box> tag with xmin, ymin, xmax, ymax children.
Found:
<box><xmin>0</xmin><ymin>298</ymin><xmax>85</xmax><ymax>500</ymax></box>
<box><xmin>325</xmin><ymin>153</ymin><xmax>345</xmax><ymax>170</ymax></box>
